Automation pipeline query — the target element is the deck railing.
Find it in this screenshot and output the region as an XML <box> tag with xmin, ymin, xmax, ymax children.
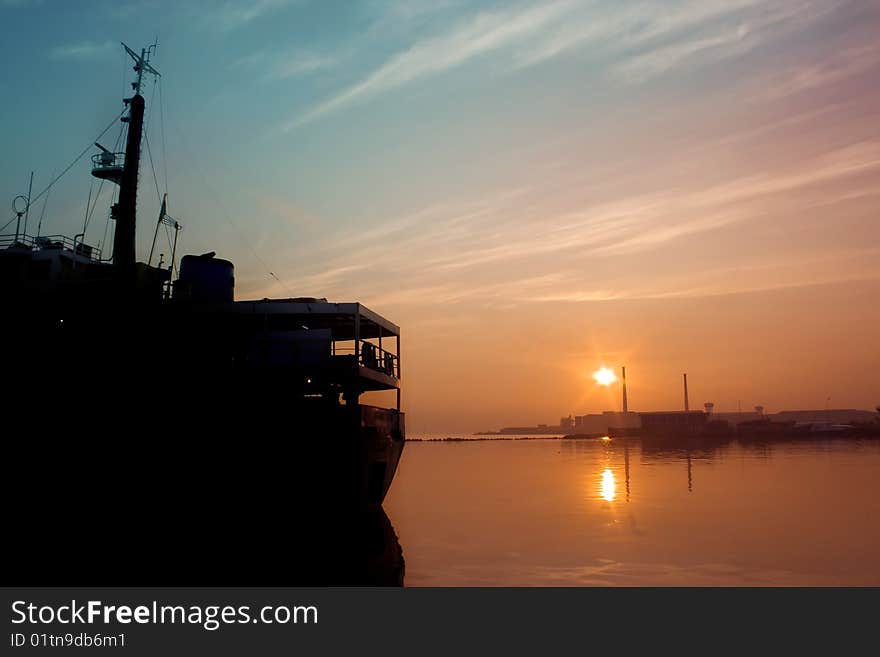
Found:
<box><xmin>0</xmin><ymin>233</ymin><xmax>103</xmax><ymax>261</ymax></box>
<box><xmin>91</xmin><ymin>152</ymin><xmax>125</xmax><ymax>170</ymax></box>
<box><xmin>333</xmin><ymin>342</ymin><xmax>399</xmax><ymax>378</ymax></box>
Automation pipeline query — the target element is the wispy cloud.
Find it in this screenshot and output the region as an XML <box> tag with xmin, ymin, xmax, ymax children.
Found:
<box><xmin>270</xmin><ymin>53</ymin><xmax>337</xmax><ymax>80</ymax></box>
<box><xmin>232</xmin><ymin>48</ymin><xmax>338</xmax><ymax>80</ymax></box>
<box><xmin>201</xmin><ymin>0</ymin><xmax>298</xmax><ymax>32</ymax></box>
<box><xmin>366</xmin><ymin>273</ymin><xmax>577</xmax><ymax>308</ymax></box>
<box><xmin>285</xmin><ymin>1</ymin><xmax>574</xmax><ymax>129</ymax></box>
<box><xmin>284</xmin><ymin>0</ymin><xmax>846</xmax><ymax>128</ymax></box>
<box><xmin>513</xmin><ymin>0</ymin><xmax>762</xmax><ymax>69</ymax></box>
<box><xmin>50</xmin><ymin>40</ymin><xmax>113</xmax><ymax>60</ymax></box>
<box><xmin>231</xmin><ymin>0</ymin><xmax>880</xmax><ymax>314</ymax></box>
<box><xmin>529</xmin><ymin>249</ymin><xmax>880</xmax><ymax>303</ymax></box>
<box><xmin>612</xmin><ymin>22</ymin><xmax>755</xmax><ymax>83</ymax></box>
<box><xmin>280</xmin><ymin>132</ymin><xmax>880</xmax><ymax>309</ymax></box>
<box><xmin>293</xmin><ymin>265</ymin><xmax>371</xmax><ymax>294</ymax></box>
<box><xmin>586</xmin><ymin>139</ymin><xmax>880</xmax><ymax>255</ymax></box>
<box><xmin>759</xmin><ymin>44</ymin><xmax>880</xmax><ymax>101</ymax></box>
<box><xmin>611</xmin><ymin>1</ymin><xmax>838</xmax><ymax>83</ymax></box>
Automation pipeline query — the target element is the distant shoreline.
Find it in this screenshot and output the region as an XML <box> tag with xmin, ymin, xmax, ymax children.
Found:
<box><xmin>406</xmin><ymin>433</ymin><xmax>601</xmax><ymax>442</ymax></box>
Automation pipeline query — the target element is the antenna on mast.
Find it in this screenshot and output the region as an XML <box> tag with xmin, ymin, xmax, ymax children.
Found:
<box><xmin>122</xmin><ymin>41</ymin><xmax>160</xmax><ymax>95</ymax></box>
<box><xmin>111</xmin><ymin>42</ymin><xmax>159</xmax><ymax>269</ymax></box>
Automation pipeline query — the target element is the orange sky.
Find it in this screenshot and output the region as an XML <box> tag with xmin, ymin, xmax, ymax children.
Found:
<box><xmin>398</xmin><ymin>279</ymin><xmax>880</xmax><ymax>432</ymax></box>
<box><xmin>239</xmin><ymin>2</ymin><xmax>880</xmax><ymax>433</ymax></box>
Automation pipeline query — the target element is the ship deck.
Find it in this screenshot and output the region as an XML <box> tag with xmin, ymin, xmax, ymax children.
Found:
<box><xmin>183</xmin><ymin>297</ymin><xmax>402</xmax><ymax>392</ymax></box>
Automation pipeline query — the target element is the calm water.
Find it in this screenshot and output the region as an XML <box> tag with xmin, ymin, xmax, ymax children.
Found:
<box><xmin>384</xmin><ymin>436</ymin><xmax>880</xmax><ymax>586</ymax></box>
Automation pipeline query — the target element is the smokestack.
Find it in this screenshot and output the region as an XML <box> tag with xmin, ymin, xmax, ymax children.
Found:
<box><xmin>683</xmin><ymin>373</ymin><xmax>689</xmax><ymax>411</ymax></box>
<box><xmin>621</xmin><ymin>366</ymin><xmax>628</xmax><ymax>414</ymax></box>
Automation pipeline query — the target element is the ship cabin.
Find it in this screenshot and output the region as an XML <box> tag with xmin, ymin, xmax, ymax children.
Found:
<box><xmin>174</xmin><ymin>295</ymin><xmax>406</xmax><ymax>505</ymax></box>
<box><xmin>225</xmin><ymin>299</ymin><xmax>398</xmax><ymax>403</ymax></box>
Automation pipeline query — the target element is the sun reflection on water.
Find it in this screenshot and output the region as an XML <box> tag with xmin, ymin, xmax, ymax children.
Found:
<box><xmin>600</xmin><ymin>468</ymin><xmax>616</xmax><ymax>502</ymax></box>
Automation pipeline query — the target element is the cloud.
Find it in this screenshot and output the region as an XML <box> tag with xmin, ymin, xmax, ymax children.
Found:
<box><xmin>248</xmin><ymin>1</ymin><xmax>879</xmax><ymax>310</ymax></box>
<box><xmin>283</xmin><ymin>0</ymin><xmax>846</xmax><ymax>129</ymax></box>
<box><xmin>270</xmin><ymin>53</ymin><xmax>337</xmax><ymax>80</ymax></box>
<box><xmin>530</xmin><ymin>250</ymin><xmax>880</xmax><ymax>303</ymax></box>
<box><xmin>759</xmin><ymin>44</ymin><xmax>880</xmax><ymax>101</ymax></box>
<box><xmin>293</xmin><ymin>265</ymin><xmax>371</xmax><ymax>294</ymax></box>
<box><xmin>610</xmin><ymin>1</ymin><xmax>835</xmax><ymax>83</ymax></box>
<box><xmin>283</xmin><ymin>134</ymin><xmax>880</xmax><ymax>310</ymax></box>
<box><xmin>202</xmin><ymin>0</ymin><xmax>297</xmax><ymax>32</ymax></box>
<box><xmin>590</xmin><ymin>139</ymin><xmax>880</xmax><ymax>255</ymax></box>
<box><xmin>366</xmin><ymin>273</ymin><xmax>577</xmax><ymax>308</ymax></box>
<box><xmin>50</xmin><ymin>41</ymin><xmax>114</xmax><ymax>60</ymax></box>
<box><xmin>284</xmin><ymin>1</ymin><xmax>575</xmax><ymax>129</ymax></box>
<box><xmin>232</xmin><ymin>49</ymin><xmax>337</xmax><ymax>80</ymax></box>
<box><xmin>513</xmin><ymin>0</ymin><xmax>762</xmax><ymax>69</ymax></box>
<box><xmin>611</xmin><ymin>23</ymin><xmax>755</xmax><ymax>83</ymax></box>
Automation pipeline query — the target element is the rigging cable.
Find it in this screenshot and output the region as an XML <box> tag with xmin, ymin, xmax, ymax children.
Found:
<box><xmin>159</xmin><ymin>79</ymin><xmax>169</xmax><ymax>197</ymax></box>
<box><xmin>169</xmin><ymin>116</ymin><xmax>293</xmax><ymax>297</ymax></box>
<box><xmin>84</xmin><ymin>120</ymin><xmax>125</xmax><ymax>236</ymax></box>
<box><xmin>1</xmin><ymin>107</ymin><xmax>128</xmax><ymax>233</ymax></box>
<box><xmin>82</xmin><ymin>177</ymin><xmax>105</xmax><ymax>234</ymax></box>
<box><xmin>143</xmin><ymin>76</ymin><xmax>170</xmax><ymax>267</ymax></box>
<box><xmin>145</xmin><ymin>77</ymin><xmax>177</xmax><ymax>268</ymax></box>
<box><xmin>144</xmin><ymin>134</ymin><xmax>160</xmax><ymax>203</ymax></box>
<box><xmin>144</xmin><ymin>132</ymin><xmax>162</xmax><ymax>205</ymax></box>
<box><xmin>36</xmin><ymin>170</ymin><xmax>55</xmax><ymax>238</ymax></box>
<box><xmin>157</xmin><ymin>79</ymin><xmax>178</xmax><ymax>277</ymax></box>
<box><xmin>81</xmin><ymin>181</ymin><xmax>94</xmax><ymax>235</ymax></box>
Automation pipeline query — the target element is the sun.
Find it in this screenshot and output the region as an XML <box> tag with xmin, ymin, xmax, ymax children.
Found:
<box><xmin>592</xmin><ymin>367</ymin><xmax>617</xmax><ymax>386</ymax></box>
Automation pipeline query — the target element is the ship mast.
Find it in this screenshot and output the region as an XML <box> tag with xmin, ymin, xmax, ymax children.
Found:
<box><xmin>113</xmin><ymin>42</ymin><xmax>159</xmax><ymax>270</ymax></box>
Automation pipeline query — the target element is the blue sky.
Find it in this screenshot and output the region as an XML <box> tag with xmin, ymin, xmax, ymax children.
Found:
<box><xmin>2</xmin><ymin>1</ymin><xmax>880</xmax><ymax>429</ymax></box>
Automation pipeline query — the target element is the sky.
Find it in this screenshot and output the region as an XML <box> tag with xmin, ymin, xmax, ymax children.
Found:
<box><xmin>1</xmin><ymin>0</ymin><xmax>879</xmax><ymax>432</ymax></box>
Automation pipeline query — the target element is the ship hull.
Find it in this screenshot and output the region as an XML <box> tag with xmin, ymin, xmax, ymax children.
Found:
<box><xmin>5</xmin><ymin>400</ymin><xmax>405</xmax><ymax>584</ymax></box>
<box><xmin>3</xmin><ymin>303</ymin><xmax>406</xmax><ymax>584</ymax></box>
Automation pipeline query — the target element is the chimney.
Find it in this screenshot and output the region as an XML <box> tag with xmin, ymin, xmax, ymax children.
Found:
<box><xmin>621</xmin><ymin>366</ymin><xmax>628</xmax><ymax>414</ymax></box>
<box><xmin>683</xmin><ymin>373</ymin><xmax>689</xmax><ymax>412</ymax></box>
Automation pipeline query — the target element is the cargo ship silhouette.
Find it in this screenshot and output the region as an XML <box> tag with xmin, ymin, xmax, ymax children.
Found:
<box><xmin>1</xmin><ymin>43</ymin><xmax>405</xmax><ymax>584</ymax></box>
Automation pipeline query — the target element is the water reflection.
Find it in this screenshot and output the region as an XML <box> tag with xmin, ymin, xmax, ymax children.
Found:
<box><xmin>255</xmin><ymin>509</ymin><xmax>406</xmax><ymax>586</ymax></box>
<box><xmin>10</xmin><ymin>507</ymin><xmax>405</xmax><ymax>586</ymax></box>
<box><xmin>593</xmin><ymin>444</ymin><xmax>631</xmax><ymax>502</ymax></box>
<box><xmin>386</xmin><ymin>437</ymin><xmax>880</xmax><ymax>586</ymax></box>
<box><xmin>587</xmin><ymin>436</ymin><xmax>880</xmax><ymax>501</ymax></box>
<box><xmin>687</xmin><ymin>451</ymin><xmax>693</xmax><ymax>492</ymax></box>
<box><xmin>600</xmin><ymin>468</ymin><xmax>616</xmax><ymax>501</ymax></box>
